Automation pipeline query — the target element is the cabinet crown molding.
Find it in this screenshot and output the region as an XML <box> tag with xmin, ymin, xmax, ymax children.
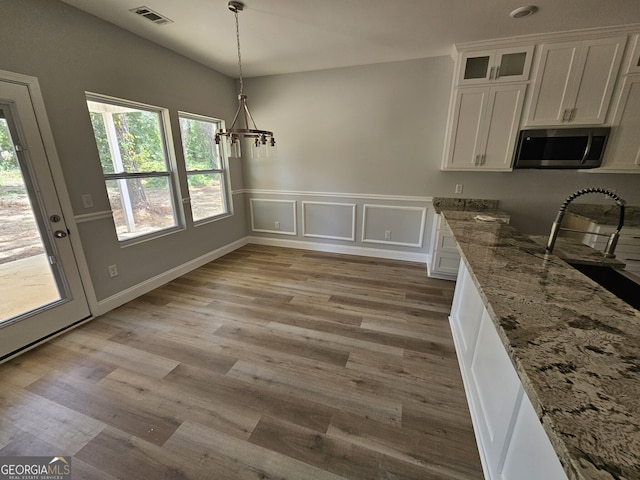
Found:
<box><xmin>453</xmin><ymin>23</ymin><xmax>640</xmax><ymax>56</ymax></box>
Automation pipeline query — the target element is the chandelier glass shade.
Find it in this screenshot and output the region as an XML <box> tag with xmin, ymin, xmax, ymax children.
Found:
<box><xmin>215</xmin><ymin>1</ymin><xmax>276</xmax><ymax>158</ymax></box>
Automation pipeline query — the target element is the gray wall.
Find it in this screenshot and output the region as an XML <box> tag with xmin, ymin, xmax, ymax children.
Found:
<box><xmin>1</xmin><ymin>0</ymin><xmax>247</xmax><ymax>302</ymax></box>
<box><xmin>243</xmin><ymin>57</ymin><xmax>640</xmax><ymax>234</ymax></box>
<box><xmin>2</xmin><ymin>0</ymin><xmax>638</xmax><ymax>308</ymax></box>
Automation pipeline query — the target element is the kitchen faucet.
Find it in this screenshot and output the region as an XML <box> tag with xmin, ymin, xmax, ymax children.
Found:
<box><xmin>546</xmin><ymin>187</ymin><xmax>626</xmax><ymax>258</ymax></box>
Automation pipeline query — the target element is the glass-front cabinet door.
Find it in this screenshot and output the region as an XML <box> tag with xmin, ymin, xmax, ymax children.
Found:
<box><xmin>458</xmin><ymin>46</ymin><xmax>534</xmax><ymax>85</ymax></box>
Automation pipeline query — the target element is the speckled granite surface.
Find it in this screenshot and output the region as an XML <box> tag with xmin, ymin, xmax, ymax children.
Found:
<box><xmin>432</xmin><ymin>197</ymin><xmax>499</xmax><ymax>213</ymax></box>
<box><xmin>442</xmin><ymin>210</ymin><xmax>640</xmax><ymax>480</ymax></box>
<box><xmin>528</xmin><ymin>235</ymin><xmax>627</xmax><ymax>268</ymax></box>
<box><xmin>568</xmin><ymin>204</ymin><xmax>640</xmax><ymax>229</ymax></box>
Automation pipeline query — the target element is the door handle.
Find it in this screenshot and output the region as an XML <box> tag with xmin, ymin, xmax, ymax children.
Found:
<box><xmin>54</xmin><ymin>230</ymin><xmax>68</xmax><ymax>238</ymax></box>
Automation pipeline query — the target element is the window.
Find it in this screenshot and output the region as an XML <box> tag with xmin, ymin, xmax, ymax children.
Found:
<box><xmin>178</xmin><ymin>113</ymin><xmax>229</xmax><ymax>222</ymax></box>
<box><xmin>86</xmin><ymin>95</ymin><xmax>179</xmax><ymax>242</ymax></box>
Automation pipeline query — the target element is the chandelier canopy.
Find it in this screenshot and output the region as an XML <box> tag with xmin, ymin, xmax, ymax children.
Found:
<box><xmin>215</xmin><ymin>1</ymin><xmax>276</xmax><ymax>158</ymax></box>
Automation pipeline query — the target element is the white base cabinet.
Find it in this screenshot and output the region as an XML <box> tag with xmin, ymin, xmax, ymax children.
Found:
<box><xmin>427</xmin><ymin>214</ymin><xmax>460</xmax><ymax>280</ymax></box>
<box><xmin>450</xmin><ymin>261</ymin><xmax>568</xmax><ymax>480</ymax></box>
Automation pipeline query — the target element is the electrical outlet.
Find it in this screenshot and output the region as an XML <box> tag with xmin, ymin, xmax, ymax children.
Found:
<box><xmin>455</xmin><ymin>184</ymin><xmax>464</xmax><ymax>194</ymax></box>
<box><xmin>81</xmin><ymin>194</ymin><xmax>94</xmax><ymax>208</ymax></box>
<box><xmin>384</xmin><ymin>230</ymin><xmax>391</xmax><ymax>240</ymax></box>
<box><xmin>274</xmin><ymin>221</ymin><xmax>280</xmax><ymax>230</ymax></box>
<box><xmin>108</xmin><ymin>264</ymin><xmax>118</xmax><ymax>278</ymax></box>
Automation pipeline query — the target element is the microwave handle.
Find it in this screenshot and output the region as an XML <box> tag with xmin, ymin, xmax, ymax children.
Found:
<box><xmin>580</xmin><ymin>130</ymin><xmax>593</xmax><ymax>165</ymax></box>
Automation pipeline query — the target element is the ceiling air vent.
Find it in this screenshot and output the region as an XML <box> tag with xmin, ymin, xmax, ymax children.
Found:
<box><xmin>129</xmin><ymin>6</ymin><xmax>173</xmax><ymax>25</ymax></box>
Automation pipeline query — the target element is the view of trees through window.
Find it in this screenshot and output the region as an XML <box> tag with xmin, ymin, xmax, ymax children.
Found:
<box><xmin>87</xmin><ymin>96</ymin><xmax>229</xmax><ymax>241</ymax></box>
<box><xmin>87</xmin><ymin>98</ymin><xmax>177</xmax><ymax>241</ymax></box>
<box><xmin>178</xmin><ymin>113</ymin><xmax>227</xmax><ymax>222</ymax></box>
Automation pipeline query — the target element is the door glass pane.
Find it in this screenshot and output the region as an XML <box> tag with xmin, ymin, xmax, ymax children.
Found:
<box><xmin>499</xmin><ymin>52</ymin><xmax>527</xmax><ymax>77</ymax></box>
<box><xmin>464</xmin><ymin>56</ymin><xmax>490</xmax><ymax>80</ymax></box>
<box><xmin>0</xmin><ymin>116</ymin><xmax>61</xmax><ymax>323</ymax></box>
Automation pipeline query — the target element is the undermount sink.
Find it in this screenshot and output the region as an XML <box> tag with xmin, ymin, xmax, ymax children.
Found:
<box><xmin>569</xmin><ymin>263</ymin><xmax>640</xmax><ymax>311</ymax></box>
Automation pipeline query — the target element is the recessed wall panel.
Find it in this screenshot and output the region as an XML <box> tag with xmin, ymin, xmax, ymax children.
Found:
<box><xmin>362</xmin><ymin>204</ymin><xmax>426</xmax><ymax>247</ymax></box>
<box><xmin>302</xmin><ymin>202</ymin><xmax>356</xmax><ymax>241</ymax></box>
<box><xmin>250</xmin><ymin>199</ymin><xmax>297</xmax><ymax>235</ymax></box>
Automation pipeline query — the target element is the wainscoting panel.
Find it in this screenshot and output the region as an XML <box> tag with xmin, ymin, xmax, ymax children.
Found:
<box><xmin>302</xmin><ymin>201</ymin><xmax>356</xmax><ymax>241</ymax></box>
<box><xmin>245</xmin><ymin>191</ymin><xmax>432</xmax><ymax>262</ymax></box>
<box><xmin>250</xmin><ymin>199</ymin><xmax>297</xmax><ymax>235</ymax></box>
<box><xmin>362</xmin><ymin>204</ymin><xmax>426</xmax><ymax>247</ymax></box>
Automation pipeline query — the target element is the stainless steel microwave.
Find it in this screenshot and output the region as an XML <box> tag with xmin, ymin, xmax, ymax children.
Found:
<box><xmin>514</xmin><ymin>127</ymin><xmax>610</xmax><ymax>169</ymax></box>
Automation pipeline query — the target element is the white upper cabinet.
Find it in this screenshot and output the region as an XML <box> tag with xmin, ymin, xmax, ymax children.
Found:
<box><xmin>443</xmin><ymin>84</ymin><xmax>526</xmax><ymax>171</ymax></box>
<box><xmin>599</xmin><ymin>74</ymin><xmax>640</xmax><ymax>172</ymax></box>
<box><xmin>526</xmin><ymin>36</ymin><xmax>626</xmax><ymax>126</ymax></box>
<box><xmin>458</xmin><ymin>46</ymin><xmax>534</xmax><ymax>85</ymax></box>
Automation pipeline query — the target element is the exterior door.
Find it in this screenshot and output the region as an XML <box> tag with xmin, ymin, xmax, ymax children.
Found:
<box><xmin>0</xmin><ymin>78</ymin><xmax>90</xmax><ymax>359</ymax></box>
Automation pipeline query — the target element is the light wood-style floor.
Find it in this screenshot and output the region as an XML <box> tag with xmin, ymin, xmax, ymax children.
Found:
<box><xmin>0</xmin><ymin>245</ymin><xmax>483</xmax><ymax>479</ymax></box>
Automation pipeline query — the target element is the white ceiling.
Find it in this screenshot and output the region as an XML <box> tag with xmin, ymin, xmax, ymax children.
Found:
<box><xmin>60</xmin><ymin>0</ymin><xmax>640</xmax><ymax>78</ymax></box>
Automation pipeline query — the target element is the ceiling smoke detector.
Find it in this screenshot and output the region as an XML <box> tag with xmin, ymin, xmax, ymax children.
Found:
<box><xmin>130</xmin><ymin>6</ymin><xmax>173</xmax><ymax>25</ymax></box>
<box><xmin>510</xmin><ymin>5</ymin><xmax>538</xmax><ymax>18</ymax></box>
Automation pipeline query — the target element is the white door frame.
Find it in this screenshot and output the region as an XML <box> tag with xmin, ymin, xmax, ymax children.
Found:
<box><xmin>0</xmin><ymin>69</ymin><xmax>96</xmax><ymax>361</ymax></box>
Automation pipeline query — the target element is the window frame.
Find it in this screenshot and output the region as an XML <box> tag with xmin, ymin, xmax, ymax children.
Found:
<box><xmin>85</xmin><ymin>92</ymin><xmax>184</xmax><ymax>244</ymax></box>
<box><xmin>177</xmin><ymin>111</ymin><xmax>231</xmax><ymax>225</ymax></box>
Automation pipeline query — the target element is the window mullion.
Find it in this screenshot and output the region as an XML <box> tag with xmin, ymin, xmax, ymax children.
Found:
<box><xmin>186</xmin><ymin>169</ymin><xmax>223</xmax><ymax>175</ymax></box>
<box><xmin>105</xmin><ymin>171</ymin><xmax>170</xmax><ymax>181</ymax></box>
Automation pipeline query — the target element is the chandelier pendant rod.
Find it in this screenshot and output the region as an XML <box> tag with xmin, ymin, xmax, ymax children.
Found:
<box><xmin>217</xmin><ymin>1</ymin><xmax>275</xmax><ymax>149</ymax></box>
<box><xmin>232</xmin><ymin>1</ymin><xmax>244</xmax><ymax>97</ymax></box>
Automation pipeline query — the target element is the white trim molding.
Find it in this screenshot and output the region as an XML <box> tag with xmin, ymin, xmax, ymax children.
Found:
<box><xmin>249</xmin><ymin>198</ymin><xmax>297</xmax><ymax>235</ymax></box>
<box><xmin>361</xmin><ymin>204</ymin><xmax>427</xmax><ymax>248</ymax></box>
<box><xmin>94</xmin><ymin>237</ymin><xmax>248</xmax><ymax>316</ymax></box>
<box><xmin>241</xmin><ymin>188</ymin><xmax>433</xmax><ymax>203</ymax></box>
<box><xmin>74</xmin><ymin>210</ymin><xmax>113</xmax><ymax>224</ymax></box>
<box><xmin>247</xmin><ymin>236</ymin><xmax>429</xmax><ymax>264</ymax></box>
<box><xmin>454</xmin><ymin>23</ymin><xmax>640</xmax><ymax>55</ymax></box>
<box><xmin>302</xmin><ymin>201</ymin><xmax>356</xmax><ymax>241</ymax></box>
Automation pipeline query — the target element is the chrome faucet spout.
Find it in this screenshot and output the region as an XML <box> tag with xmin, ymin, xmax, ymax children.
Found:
<box><xmin>546</xmin><ymin>187</ymin><xmax>626</xmax><ymax>257</ymax></box>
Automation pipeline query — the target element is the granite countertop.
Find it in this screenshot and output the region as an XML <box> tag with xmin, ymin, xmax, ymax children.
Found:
<box><xmin>432</xmin><ymin>197</ymin><xmax>501</xmax><ymax>214</ymax></box>
<box><xmin>528</xmin><ymin>235</ymin><xmax>627</xmax><ymax>268</ymax></box>
<box><xmin>568</xmin><ymin>204</ymin><xmax>640</xmax><ymax>229</ymax></box>
<box><xmin>441</xmin><ymin>210</ymin><xmax>640</xmax><ymax>480</ymax></box>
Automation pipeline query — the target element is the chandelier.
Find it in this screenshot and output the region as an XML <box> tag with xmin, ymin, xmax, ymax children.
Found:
<box><xmin>215</xmin><ymin>1</ymin><xmax>276</xmax><ymax>158</ymax></box>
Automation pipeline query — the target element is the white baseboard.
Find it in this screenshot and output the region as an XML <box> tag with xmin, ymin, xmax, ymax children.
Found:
<box><xmin>246</xmin><ymin>235</ymin><xmax>429</xmax><ymax>264</ymax></box>
<box><xmin>94</xmin><ymin>237</ymin><xmax>248</xmax><ymax>316</ymax></box>
<box><xmin>94</xmin><ymin>235</ymin><xmax>429</xmax><ymax>318</ymax></box>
